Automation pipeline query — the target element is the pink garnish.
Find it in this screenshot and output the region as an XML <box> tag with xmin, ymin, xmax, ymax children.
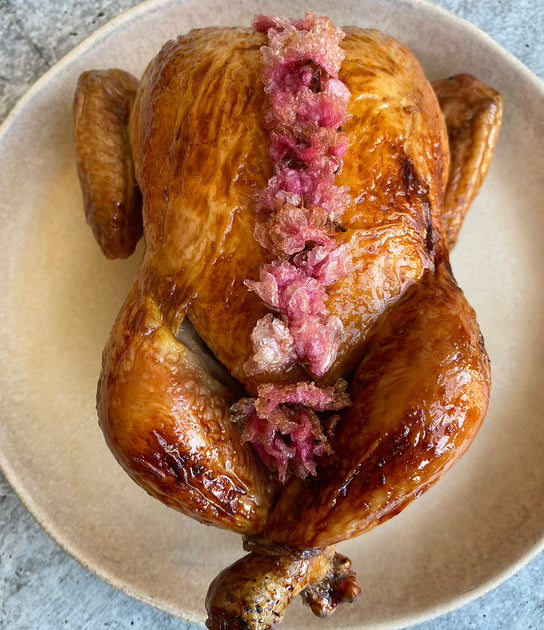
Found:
<box><xmin>232</xmin><ymin>380</ymin><xmax>349</xmax><ymax>480</ymax></box>
<box><xmin>244</xmin><ymin>314</ymin><xmax>297</xmax><ymax>376</ymax></box>
<box><xmin>254</xmin><ymin>13</ymin><xmax>347</xmax><ymax>78</ymax></box>
<box><xmin>294</xmin><ymin>243</ymin><xmax>353</xmax><ymax>285</ymax></box>
<box><xmin>254</xmin><ymin>202</ymin><xmax>335</xmax><ymax>257</ymax></box>
<box><xmin>248</xmin><ymin>12</ymin><xmax>352</xmax><ymax>376</ymax></box>
<box><xmin>234</xmin><ymin>13</ymin><xmax>354</xmax><ymax>480</ymax></box>
<box><xmin>245</xmin><ymin>261</ymin><xmax>328</xmax><ymax>316</ymax></box>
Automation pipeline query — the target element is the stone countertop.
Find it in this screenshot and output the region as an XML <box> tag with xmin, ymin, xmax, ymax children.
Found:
<box><xmin>0</xmin><ymin>1</ymin><xmax>542</xmax><ymax>629</ymax></box>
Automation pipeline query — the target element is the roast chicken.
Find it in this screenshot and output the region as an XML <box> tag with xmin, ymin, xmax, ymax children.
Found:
<box><xmin>73</xmin><ymin>17</ymin><xmax>502</xmax><ymax>629</ymax></box>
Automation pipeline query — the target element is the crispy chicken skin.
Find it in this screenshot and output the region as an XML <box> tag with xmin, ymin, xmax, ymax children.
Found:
<box><xmin>74</xmin><ymin>24</ymin><xmax>501</xmax><ymax>630</ymax></box>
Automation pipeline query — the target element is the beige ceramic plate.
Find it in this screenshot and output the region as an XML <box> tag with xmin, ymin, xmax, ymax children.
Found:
<box><xmin>1</xmin><ymin>0</ymin><xmax>543</xmax><ymax>628</ymax></box>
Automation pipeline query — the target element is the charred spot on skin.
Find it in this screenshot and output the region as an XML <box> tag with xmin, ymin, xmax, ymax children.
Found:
<box><xmin>163</xmin><ymin>452</ymin><xmax>189</xmax><ymax>486</ymax></box>
<box><xmin>423</xmin><ymin>200</ymin><xmax>434</xmax><ymax>254</ymax></box>
<box><xmin>400</xmin><ymin>154</ymin><xmax>418</xmax><ymax>191</ymax></box>
<box><xmin>191</xmin><ymin>462</ymin><xmax>206</xmax><ymax>475</ymax></box>
<box><xmin>399</xmin><ymin>153</ymin><xmax>434</xmax><ymax>254</ymax></box>
<box><xmin>152</xmin><ymin>430</ymin><xmax>193</xmax><ymax>486</ymax></box>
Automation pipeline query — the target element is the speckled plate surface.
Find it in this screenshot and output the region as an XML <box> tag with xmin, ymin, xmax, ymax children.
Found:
<box><xmin>0</xmin><ymin>0</ymin><xmax>543</xmax><ymax>628</ymax></box>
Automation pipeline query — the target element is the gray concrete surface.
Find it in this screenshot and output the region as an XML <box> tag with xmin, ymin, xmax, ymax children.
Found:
<box><xmin>0</xmin><ymin>1</ymin><xmax>542</xmax><ymax>629</ymax></box>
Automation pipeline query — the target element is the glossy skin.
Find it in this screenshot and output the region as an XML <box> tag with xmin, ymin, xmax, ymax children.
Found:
<box><xmin>263</xmin><ymin>266</ymin><xmax>490</xmax><ymax>548</ymax></box>
<box><xmin>97</xmin><ymin>283</ymin><xmax>277</xmax><ymax>534</ymax></box>
<box><xmin>206</xmin><ymin>544</ymin><xmax>360</xmax><ymax>629</ymax></box>
<box><xmin>73</xmin><ymin>69</ymin><xmax>142</xmax><ymax>258</ymax></box>
<box><xmin>73</xmin><ymin>25</ymin><xmax>501</xmax><ymax>629</ymax></box>
<box><xmin>127</xmin><ymin>27</ymin><xmax>449</xmax><ymax>389</ymax></box>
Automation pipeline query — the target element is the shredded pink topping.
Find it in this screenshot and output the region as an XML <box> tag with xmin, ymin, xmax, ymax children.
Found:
<box><xmin>248</xmin><ymin>12</ymin><xmax>352</xmax><ymax>377</ymax></box>
<box><xmin>233</xmin><ymin>13</ymin><xmax>353</xmax><ymax>480</ymax></box>
<box><xmin>253</xmin><ymin>13</ymin><xmax>347</xmax><ymax>77</ymax></box>
<box><xmin>232</xmin><ymin>380</ymin><xmax>349</xmax><ymax>481</ymax></box>
<box><xmin>244</xmin><ymin>314</ymin><xmax>297</xmax><ymax>376</ymax></box>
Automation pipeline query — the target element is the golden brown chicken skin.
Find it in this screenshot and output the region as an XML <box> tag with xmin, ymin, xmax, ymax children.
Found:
<box><xmin>432</xmin><ymin>73</ymin><xmax>503</xmax><ymax>249</ymax></box>
<box><xmin>73</xmin><ymin>69</ymin><xmax>142</xmax><ymax>258</ymax></box>
<box><xmin>263</xmin><ymin>265</ymin><xmax>490</xmax><ymax>548</ymax></box>
<box><xmin>73</xmin><ymin>23</ymin><xmax>501</xmax><ymax>630</ymax></box>
<box><xmin>123</xmin><ymin>26</ymin><xmax>448</xmax><ymax>391</ymax></box>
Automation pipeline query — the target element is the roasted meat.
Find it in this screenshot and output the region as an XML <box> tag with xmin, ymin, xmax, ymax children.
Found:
<box><xmin>73</xmin><ymin>15</ymin><xmax>502</xmax><ymax>630</ymax></box>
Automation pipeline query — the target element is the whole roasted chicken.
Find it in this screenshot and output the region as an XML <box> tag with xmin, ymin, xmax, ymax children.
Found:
<box><xmin>73</xmin><ymin>13</ymin><xmax>502</xmax><ymax>629</ymax></box>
